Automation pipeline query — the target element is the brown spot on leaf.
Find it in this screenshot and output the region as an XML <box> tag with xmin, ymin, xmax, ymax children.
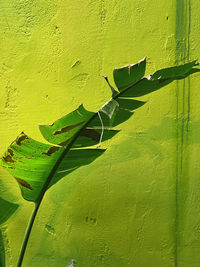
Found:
<box><xmin>3</xmin><ymin>155</ymin><xmax>16</xmax><ymax>163</ymax></box>
<box><xmin>58</xmin><ymin>137</ymin><xmax>72</xmax><ymax>146</ymax></box>
<box><xmin>15</xmin><ymin>178</ymin><xmax>32</xmax><ymax>190</ymax></box>
<box><xmin>54</xmin><ymin>121</ymin><xmax>84</xmax><ymax>135</ymax></box>
<box><xmin>58</xmin><ymin>140</ymin><xmax>68</xmax><ymax>146</ymax></box>
<box><xmin>42</xmin><ymin>146</ymin><xmax>60</xmax><ymax>156</ymax></box>
<box><xmin>16</xmin><ymin>135</ymin><xmax>29</xmax><ymax>146</ymax></box>
<box><xmin>80</xmin><ymin>129</ymin><xmax>101</xmax><ymax>142</ymax></box>
<box><xmin>8</xmin><ymin>149</ymin><xmax>14</xmax><ymax>156</ymax></box>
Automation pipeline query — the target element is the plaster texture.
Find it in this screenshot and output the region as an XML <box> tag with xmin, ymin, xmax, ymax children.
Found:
<box><xmin>0</xmin><ymin>0</ymin><xmax>200</xmax><ymax>266</ymax></box>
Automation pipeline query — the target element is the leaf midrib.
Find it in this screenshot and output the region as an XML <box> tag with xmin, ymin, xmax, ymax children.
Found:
<box><xmin>37</xmin><ymin>80</ymin><xmax>136</xmax><ymax>202</ymax></box>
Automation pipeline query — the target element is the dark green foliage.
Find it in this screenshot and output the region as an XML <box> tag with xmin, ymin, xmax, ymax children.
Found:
<box><xmin>0</xmin><ymin>57</ymin><xmax>199</xmax><ymax>266</ymax></box>
<box><xmin>1</xmin><ymin>58</ymin><xmax>198</xmax><ymax>204</ymax></box>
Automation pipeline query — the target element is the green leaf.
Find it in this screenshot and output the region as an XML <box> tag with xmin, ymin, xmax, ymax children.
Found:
<box><xmin>113</xmin><ymin>57</ymin><xmax>146</xmax><ymax>91</ymax></box>
<box><xmin>0</xmin><ymin>197</ymin><xmax>18</xmax><ymax>267</ymax></box>
<box><xmin>116</xmin><ymin>98</ymin><xmax>146</xmax><ymax>111</ymax></box>
<box><xmin>0</xmin><ymin>133</ymin><xmax>63</xmax><ymax>201</ymax></box>
<box><xmin>73</xmin><ymin>128</ymin><xmax>119</xmax><ymax>148</ymax></box>
<box><xmin>88</xmin><ymin>108</ymin><xmax>134</xmax><ymax>129</ymax></box>
<box><xmin>119</xmin><ymin>63</ymin><xmax>200</xmax><ymax>98</ymax></box>
<box><xmin>0</xmin><ymin>133</ymin><xmax>104</xmax><ymax>202</ymax></box>
<box><xmin>0</xmin><ymin>197</ymin><xmax>18</xmax><ymax>226</ymax></box>
<box><xmin>52</xmin><ymin>148</ymin><xmax>105</xmax><ymax>187</ymax></box>
<box><xmin>0</xmin><ymin>57</ymin><xmax>199</xmax><ymax>266</ymax></box>
<box><xmin>1</xmin><ymin>59</ymin><xmax>198</xmax><ymax>203</ymax></box>
<box><xmin>39</xmin><ymin>105</ymin><xmax>94</xmax><ymax>146</ymax></box>
<box><xmin>100</xmin><ymin>75</ymin><xmax>118</xmax><ymax>97</ymax></box>
<box><xmin>100</xmin><ymin>99</ymin><xmax>119</xmax><ymax>119</ymax></box>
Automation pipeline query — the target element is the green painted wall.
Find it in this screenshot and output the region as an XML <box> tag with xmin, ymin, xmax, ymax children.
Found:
<box><xmin>0</xmin><ymin>0</ymin><xmax>200</xmax><ymax>266</ymax></box>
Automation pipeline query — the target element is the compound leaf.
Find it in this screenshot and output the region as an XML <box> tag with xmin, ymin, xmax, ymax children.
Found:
<box><xmin>39</xmin><ymin>105</ymin><xmax>94</xmax><ymax>146</ymax></box>
<box><xmin>113</xmin><ymin>57</ymin><xmax>146</xmax><ymax>91</ymax></box>
<box><xmin>0</xmin><ymin>133</ymin><xmax>104</xmax><ymax>202</ymax></box>
<box><xmin>119</xmin><ymin>61</ymin><xmax>200</xmax><ymax>98</ymax></box>
<box><xmin>0</xmin><ymin>57</ymin><xmax>199</xmax><ymax>267</ymax></box>
<box><xmin>1</xmin><ymin>59</ymin><xmax>199</xmax><ymax>203</ymax></box>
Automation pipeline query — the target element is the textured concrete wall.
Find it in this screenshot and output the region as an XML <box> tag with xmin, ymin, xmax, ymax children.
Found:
<box><xmin>0</xmin><ymin>0</ymin><xmax>200</xmax><ymax>266</ymax></box>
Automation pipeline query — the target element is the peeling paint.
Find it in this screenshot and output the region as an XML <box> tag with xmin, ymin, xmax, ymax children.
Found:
<box><xmin>71</xmin><ymin>60</ymin><xmax>81</xmax><ymax>68</ymax></box>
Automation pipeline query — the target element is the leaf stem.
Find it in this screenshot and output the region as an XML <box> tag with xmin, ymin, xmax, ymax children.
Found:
<box><xmin>16</xmin><ymin>74</ymin><xmax>124</xmax><ymax>266</ymax></box>
<box><xmin>16</xmin><ymin>112</ymin><xmax>99</xmax><ymax>266</ymax></box>
<box><xmin>16</xmin><ymin>203</ymin><xmax>40</xmax><ymax>267</ymax></box>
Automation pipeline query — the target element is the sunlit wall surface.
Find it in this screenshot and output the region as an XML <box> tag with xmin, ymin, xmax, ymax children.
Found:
<box><xmin>0</xmin><ymin>0</ymin><xmax>200</xmax><ymax>266</ymax></box>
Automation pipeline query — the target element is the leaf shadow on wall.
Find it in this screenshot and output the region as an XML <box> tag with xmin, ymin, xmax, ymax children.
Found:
<box><xmin>28</xmin><ymin>116</ymin><xmax>200</xmax><ymax>265</ymax></box>
<box><xmin>45</xmin><ymin>116</ymin><xmax>200</xmax><ymax>209</ymax></box>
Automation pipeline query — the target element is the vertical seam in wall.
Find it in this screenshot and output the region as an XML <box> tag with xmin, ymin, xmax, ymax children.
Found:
<box><xmin>175</xmin><ymin>0</ymin><xmax>191</xmax><ymax>266</ymax></box>
<box><xmin>175</xmin><ymin>80</ymin><xmax>179</xmax><ymax>267</ymax></box>
<box><xmin>187</xmin><ymin>0</ymin><xmax>191</xmax><ymax>130</ymax></box>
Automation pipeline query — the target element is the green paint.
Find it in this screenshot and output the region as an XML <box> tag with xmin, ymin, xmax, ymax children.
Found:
<box><xmin>0</xmin><ymin>198</ymin><xmax>18</xmax><ymax>267</ymax></box>
<box><xmin>175</xmin><ymin>0</ymin><xmax>192</xmax><ymax>266</ymax></box>
<box><xmin>0</xmin><ymin>229</ymin><xmax>5</xmax><ymax>267</ymax></box>
<box><xmin>2</xmin><ymin>58</ymin><xmax>196</xmax><ymax>266</ymax></box>
<box><xmin>0</xmin><ymin>1</ymin><xmax>200</xmax><ymax>266</ymax></box>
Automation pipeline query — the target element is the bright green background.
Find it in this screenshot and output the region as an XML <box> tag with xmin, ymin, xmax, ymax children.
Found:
<box><xmin>0</xmin><ymin>0</ymin><xmax>200</xmax><ymax>266</ymax></box>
